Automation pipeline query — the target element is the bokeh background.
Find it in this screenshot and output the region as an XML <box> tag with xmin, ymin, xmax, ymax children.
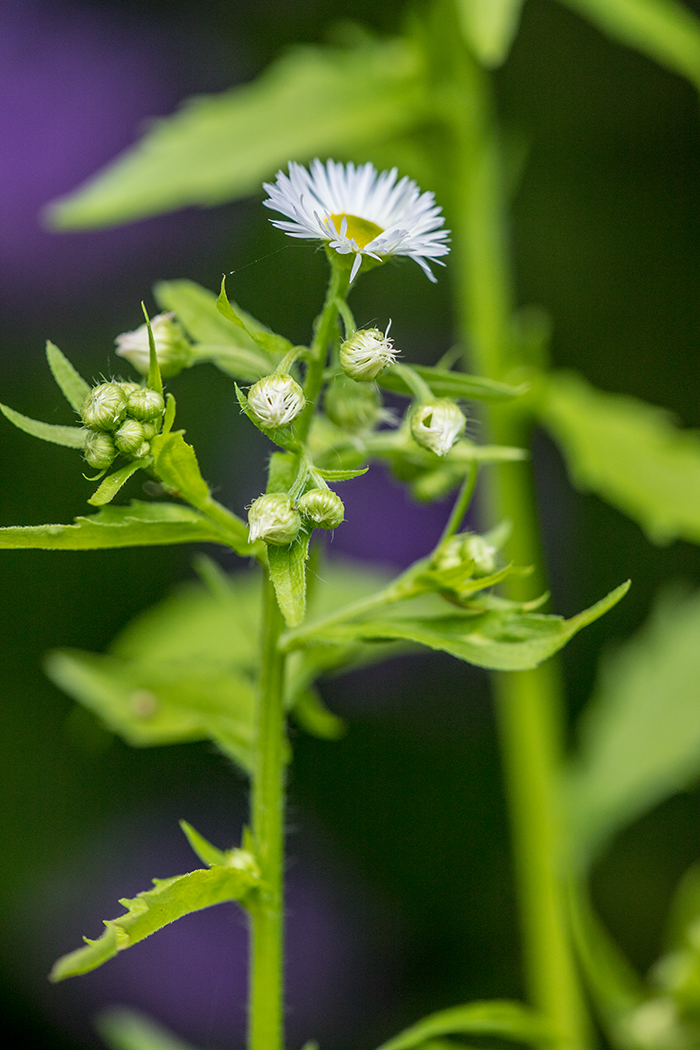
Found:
<box><xmin>2</xmin><ymin>0</ymin><xmax>700</xmax><ymax>1047</ymax></box>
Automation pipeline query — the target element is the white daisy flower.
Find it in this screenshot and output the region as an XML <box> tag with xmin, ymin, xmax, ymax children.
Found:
<box><xmin>263</xmin><ymin>159</ymin><xmax>450</xmax><ymax>283</ymax></box>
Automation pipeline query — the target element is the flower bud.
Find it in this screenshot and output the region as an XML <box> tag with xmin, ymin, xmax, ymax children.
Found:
<box><xmin>248</xmin><ymin>494</ymin><xmax>301</xmax><ymax>546</ymax></box>
<box><xmin>80</xmin><ymin>383</ymin><xmax>128</xmax><ymax>431</ymax></box>
<box><xmin>114</xmin><ymin>419</ymin><xmax>146</xmax><ymax>456</ymax></box>
<box><xmin>141</xmin><ymin>421</ymin><xmax>158</xmax><ymax>441</ymax></box>
<box><xmin>323</xmin><ymin>375</ymin><xmax>383</xmax><ymax>432</ymax></box>
<box><xmin>84</xmin><ymin>430</ymin><xmax>117</xmax><ymax>470</ymax></box>
<box><xmin>410</xmin><ymin>400</ymin><xmax>465</xmax><ymax>457</ymax></box>
<box><xmin>464</xmin><ymin>534</ymin><xmax>498</xmax><ymax>577</ymax></box>
<box><xmin>339</xmin><ymin>328</ymin><xmax>397</xmax><ymax>381</ymax></box>
<box><xmin>298</xmin><ymin>488</ymin><xmax>345</xmax><ymax>530</ymax></box>
<box><xmin>115</xmin><ymin>312</ymin><xmax>192</xmax><ymax>378</ymax></box>
<box><xmin>247</xmin><ymin>374</ymin><xmax>305</xmax><ymax>429</ymax></box>
<box><xmin>118</xmin><ymin>382</ymin><xmax>143</xmax><ymax>398</ymax></box>
<box><xmin>126</xmin><ymin>387</ymin><xmax>165</xmax><ymax>422</ymax></box>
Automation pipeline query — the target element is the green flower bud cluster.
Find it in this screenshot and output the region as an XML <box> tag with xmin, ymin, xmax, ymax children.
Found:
<box><xmin>247</xmin><ymin>488</ymin><xmax>345</xmax><ymax>546</ymax></box>
<box><xmin>435</xmin><ymin>532</ymin><xmax>498</xmax><ymax>577</ymax></box>
<box><xmin>80</xmin><ymin>381</ymin><xmax>164</xmax><ymax>470</ymax></box>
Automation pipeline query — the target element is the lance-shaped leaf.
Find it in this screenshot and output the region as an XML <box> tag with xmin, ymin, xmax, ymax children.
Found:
<box><xmin>267</xmin><ymin>529</ymin><xmax>312</xmax><ymax>628</ymax></box>
<box><xmin>50</xmin><ymin>857</ymin><xmax>260</xmax><ymax>982</ymax></box>
<box><xmin>567</xmin><ymin>587</ymin><xmax>700</xmax><ymax>863</ymax></box>
<box><xmin>539</xmin><ymin>371</ymin><xmax>700</xmax><ymax>545</ymax></box>
<box><xmin>313</xmin><ymin>467</ymin><xmax>369</xmax><ymax>482</ymax></box>
<box><xmin>46</xmin><ymin>340</ymin><xmax>90</xmax><ymax>411</ymax></box>
<box><xmin>290</xmin><ymin>582</ymin><xmax>629</xmax><ymax>671</ymax></box>
<box><xmin>0</xmin><ymin>501</ymin><xmax>229</xmax><ymax>550</ymax></box>
<box><xmin>290</xmin><ymin>686</ymin><xmax>346</xmax><ymax>740</ymax></box>
<box><xmin>560</xmin><ymin>0</ymin><xmax>700</xmax><ymax>94</ymax></box>
<box><xmin>88</xmin><ymin>461</ymin><xmax>146</xmax><ymax>507</ymax></box>
<box><xmin>374</xmin><ymin>1000</ymin><xmax>551</xmax><ymax>1050</ymax></box>
<box><xmin>377</xmin><ymin>364</ymin><xmax>526</xmax><ymax>403</ymax></box>
<box><xmin>0</xmin><ymin>403</ymin><xmax>87</xmax><ymax>449</ymax></box>
<box><xmin>217</xmin><ymin>276</ymin><xmax>291</xmax><ymax>356</ymax></box>
<box><xmin>46</xmin><ymin>37</ymin><xmax>429</xmax><ymax>229</ymax></box>
<box><xmin>96</xmin><ymin>1007</ymin><xmax>201</xmax><ymax>1050</ymax></box>
<box><xmin>456</xmin><ymin>0</ymin><xmax>526</xmax><ymax>68</ymax></box>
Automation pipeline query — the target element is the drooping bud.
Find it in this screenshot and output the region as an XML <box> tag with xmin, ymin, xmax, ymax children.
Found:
<box><xmin>84</xmin><ymin>430</ymin><xmax>117</xmax><ymax>470</ymax></box>
<box><xmin>323</xmin><ymin>375</ymin><xmax>384</xmax><ymax>432</ymax></box>
<box><xmin>464</xmin><ymin>534</ymin><xmax>498</xmax><ymax>577</ymax></box>
<box><xmin>248</xmin><ymin>494</ymin><xmax>301</xmax><ymax>546</ymax></box>
<box><xmin>410</xmin><ymin>400</ymin><xmax>465</xmax><ymax>456</ymax></box>
<box><xmin>115</xmin><ymin>312</ymin><xmax>192</xmax><ymax>378</ymax></box>
<box><xmin>247</xmin><ymin>374</ymin><xmax>305</xmax><ymax>429</ymax></box>
<box><xmin>339</xmin><ymin>328</ymin><xmax>397</xmax><ymax>381</ymax></box>
<box><xmin>80</xmin><ymin>383</ymin><xmax>128</xmax><ymax>431</ymax></box>
<box><xmin>114</xmin><ymin>419</ymin><xmax>146</xmax><ymax>456</ymax></box>
<box><xmin>126</xmin><ymin>387</ymin><xmax>165</xmax><ymax>422</ymax></box>
<box><xmin>298</xmin><ymin>488</ymin><xmax>345</xmax><ymax>530</ymax></box>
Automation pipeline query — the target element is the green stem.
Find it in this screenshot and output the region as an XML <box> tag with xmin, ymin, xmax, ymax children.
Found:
<box><xmin>433</xmin><ymin>4</ymin><xmax>590</xmax><ymax>1046</ymax></box>
<box><xmin>297</xmin><ymin>257</ymin><xmax>350</xmax><ymax>441</ymax></box>
<box><xmin>248</xmin><ymin>572</ymin><xmax>287</xmax><ymax>1050</ymax></box>
<box><xmin>438</xmin><ymin>461</ymin><xmax>478</xmax><ymax>544</ymax></box>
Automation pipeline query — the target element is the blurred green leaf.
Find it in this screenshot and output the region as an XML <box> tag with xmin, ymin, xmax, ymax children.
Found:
<box><xmin>217</xmin><ymin>275</ymin><xmax>292</xmax><ymax>356</ymax></box>
<box><xmin>456</xmin><ymin>0</ymin><xmax>525</xmax><ymax>67</ymax></box>
<box><xmin>290</xmin><ymin>686</ymin><xmax>346</xmax><ymax>740</ymax></box>
<box><xmin>540</xmin><ymin>371</ymin><xmax>700</xmax><ymax>544</ymax></box>
<box><xmin>46</xmin><ymin>37</ymin><xmax>428</xmax><ymax>228</ymax></box>
<box><xmin>267</xmin><ymin>530</ymin><xmax>312</xmax><ymax>628</ymax></box>
<box><xmin>88</xmin><ymin>461</ymin><xmax>145</xmax><ymax>507</ymax></box>
<box><xmin>50</xmin><ymin>857</ymin><xmax>259</xmax><ymax>981</ymax></box>
<box><xmin>0</xmin><ymin>501</ymin><xmax>227</xmax><ymax>549</ymax></box>
<box><xmin>96</xmin><ymin>1008</ymin><xmax>200</xmax><ymax>1050</ymax></box>
<box><xmin>0</xmin><ymin>403</ymin><xmax>87</xmax><ymax>449</ymax></box>
<box><xmin>567</xmin><ymin>588</ymin><xmax>700</xmax><ymax>862</ymax></box>
<box><xmin>313</xmin><ymin>467</ymin><xmax>369</xmax><ymax>481</ymax></box>
<box><xmin>560</xmin><ymin>0</ymin><xmax>700</xmax><ymax>92</ymax></box>
<box><xmin>292</xmin><ymin>582</ymin><xmax>629</xmax><ymax>671</ymax></box>
<box><xmin>45</xmin><ymin>340</ymin><xmax>90</xmax><ymax>412</ymax></box>
<box><xmin>374</xmin><ymin>1000</ymin><xmax>551</xmax><ymax>1050</ymax></box>
<box><xmin>377</xmin><ymin>364</ymin><xmax>526</xmax><ymax>402</ymax></box>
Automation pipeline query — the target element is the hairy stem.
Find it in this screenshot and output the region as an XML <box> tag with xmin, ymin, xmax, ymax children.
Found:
<box><xmin>248</xmin><ymin>571</ymin><xmax>287</xmax><ymax>1050</ymax></box>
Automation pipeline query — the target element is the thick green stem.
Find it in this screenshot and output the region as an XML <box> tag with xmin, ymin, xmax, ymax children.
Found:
<box><xmin>248</xmin><ymin>572</ymin><xmax>287</xmax><ymax>1050</ymax></box>
<box><xmin>433</xmin><ymin>5</ymin><xmax>590</xmax><ymax>1046</ymax></box>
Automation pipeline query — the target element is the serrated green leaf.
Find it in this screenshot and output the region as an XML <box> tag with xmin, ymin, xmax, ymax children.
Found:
<box><xmin>217</xmin><ymin>275</ymin><xmax>291</xmax><ymax>356</ymax></box>
<box><xmin>179</xmin><ymin>820</ymin><xmax>228</xmax><ymax>867</ymax></box>
<box><xmin>45</xmin><ymin>340</ymin><xmax>91</xmax><ymax>411</ymax></box>
<box><xmin>0</xmin><ymin>403</ymin><xmax>87</xmax><ymax>449</ymax></box>
<box><xmin>377</xmin><ymin>364</ymin><xmax>526</xmax><ymax>402</ymax></box>
<box><xmin>296</xmin><ymin>582</ymin><xmax>629</xmax><ymax>671</ymax></box>
<box><xmin>45</xmin><ymin>38</ymin><xmax>428</xmax><ymax>228</ymax></box>
<box><xmin>96</xmin><ymin>1008</ymin><xmax>200</xmax><ymax>1050</ymax></box>
<box><xmin>540</xmin><ymin>371</ymin><xmax>700</xmax><ymax>545</ymax></box>
<box><xmin>268</xmin><ymin>530</ymin><xmax>312</xmax><ymax>628</ymax></box>
<box><xmin>567</xmin><ymin>587</ymin><xmax>700</xmax><ymax>863</ymax></box>
<box><xmin>0</xmin><ymin>501</ymin><xmax>228</xmax><ymax>550</ymax></box>
<box><xmin>45</xmin><ymin>648</ymin><xmax>256</xmax><ymax>771</ymax></box>
<box><xmin>374</xmin><ymin>1000</ymin><xmax>551</xmax><ymax>1050</ymax></box>
<box><xmin>560</xmin><ymin>0</ymin><xmax>700</xmax><ymax>93</ymax></box>
<box><xmin>88</xmin><ymin>460</ymin><xmax>145</xmax><ymax>507</ymax></box>
<box><xmin>290</xmin><ymin>686</ymin><xmax>346</xmax><ymax>740</ymax></box>
<box><xmin>235</xmin><ymin>384</ymin><xmax>300</xmax><ymax>453</ymax></box>
<box><xmin>456</xmin><ymin>0</ymin><xmax>525</xmax><ymax>67</ymax></box>
<box><xmin>313</xmin><ymin>466</ymin><xmax>369</xmax><ymax>481</ymax></box>
<box><xmin>50</xmin><ymin>858</ymin><xmax>259</xmax><ymax>982</ymax></box>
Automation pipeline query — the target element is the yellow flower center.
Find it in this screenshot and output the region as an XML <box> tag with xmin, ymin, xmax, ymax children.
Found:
<box><xmin>329</xmin><ymin>213</ymin><xmax>384</xmax><ymax>248</ymax></box>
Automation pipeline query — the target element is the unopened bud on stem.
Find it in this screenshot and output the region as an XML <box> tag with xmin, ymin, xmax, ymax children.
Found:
<box><xmin>411</xmin><ymin>400</ymin><xmax>465</xmax><ymax>457</ymax></box>
<box><xmin>298</xmin><ymin>489</ymin><xmax>345</xmax><ymax>530</ymax></box>
<box><xmin>114</xmin><ymin>419</ymin><xmax>146</xmax><ymax>456</ymax></box>
<box><xmin>115</xmin><ymin>313</ymin><xmax>192</xmax><ymax>378</ymax></box>
<box><xmin>247</xmin><ymin>374</ymin><xmax>305</xmax><ymax>429</ymax></box>
<box><xmin>340</xmin><ymin>328</ymin><xmax>397</xmax><ymax>381</ymax></box>
<box><xmin>324</xmin><ymin>375</ymin><xmax>383</xmax><ymax>432</ymax></box>
<box><xmin>127</xmin><ymin>388</ymin><xmax>165</xmax><ymax>422</ymax></box>
<box><xmin>248</xmin><ymin>494</ymin><xmax>301</xmax><ymax>546</ymax></box>
<box><xmin>81</xmin><ymin>383</ymin><xmax>128</xmax><ymax>431</ymax></box>
<box><xmin>84</xmin><ymin>430</ymin><xmax>117</xmax><ymax>470</ymax></box>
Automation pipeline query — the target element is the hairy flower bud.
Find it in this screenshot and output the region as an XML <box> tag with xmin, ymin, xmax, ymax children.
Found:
<box><xmin>247</xmin><ymin>374</ymin><xmax>305</xmax><ymax>429</ymax></box>
<box><xmin>248</xmin><ymin>494</ymin><xmax>301</xmax><ymax>546</ymax></box>
<box><xmin>339</xmin><ymin>328</ymin><xmax>397</xmax><ymax>381</ymax></box>
<box><xmin>114</xmin><ymin>419</ymin><xmax>146</xmax><ymax>456</ymax></box>
<box><xmin>115</xmin><ymin>312</ymin><xmax>192</xmax><ymax>378</ymax></box>
<box><xmin>81</xmin><ymin>383</ymin><xmax>128</xmax><ymax>431</ymax></box>
<box><xmin>298</xmin><ymin>488</ymin><xmax>345</xmax><ymax>530</ymax></box>
<box><xmin>127</xmin><ymin>387</ymin><xmax>165</xmax><ymax>422</ymax></box>
<box><xmin>84</xmin><ymin>430</ymin><xmax>117</xmax><ymax>470</ymax></box>
<box><xmin>323</xmin><ymin>375</ymin><xmax>383</xmax><ymax>432</ymax></box>
<box><xmin>464</xmin><ymin>534</ymin><xmax>498</xmax><ymax>577</ymax></box>
<box><xmin>411</xmin><ymin>400</ymin><xmax>465</xmax><ymax>457</ymax></box>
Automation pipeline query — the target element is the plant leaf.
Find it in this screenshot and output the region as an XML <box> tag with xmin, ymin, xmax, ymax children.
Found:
<box><xmin>88</xmin><ymin>460</ymin><xmax>145</xmax><ymax>507</ymax></box>
<box><xmin>539</xmin><ymin>370</ymin><xmax>700</xmax><ymax>544</ymax></box>
<box><xmin>142</xmin><ymin>303</ymin><xmax>164</xmax><ymax>397</ymax></box>
<box><xmin>0</xmin><ymin>501</ymin><xmax>228</xmax><ymax>550</ymax></box>
<box><xmin>456</xmin><ymin>0</ymin><xmax>525</xmax><ymax>67</ymax></box>
<box><xmin>377</xmin><ymin>364</ymin><xmax>526</xmax><ymax>402</ymax></box>
<box><xmin>179</xmin><ymin>820</ymin><xmax>228</xmax><ymax>868</ymax></box>
<box><xmin>373</xmin><ymin>1000</ymin><xmax>551</xmax><ymax>1050</ymax></box>
<box><xmin>560</xmin><ymin>0</ymin><xmax>700</xmax><ymax>93</ymax></box>
<box><xmin>45</xmin><ymin>340</ymin><xmax>91</xmax><ymax>411</ymax></box>
<box><xmin>217</xmin><ymin>275</ymin><xmax>291</xmax><ymax>356</ymax></box>
<box><xmin>295</xmin><ymin>582</ymin><xmax>630</xmax><ymax>671</ymax></box>
<box><xmin>267</xmin><ymin>530</ymin><xmax>312</xmax><ymax>628</ymax></box>
<box><xmin>46</xmin><ymin>37</ymin><xmax>428</xmax><ymax>228</ymax></box>
<box><xmin>567</xmin><ymin>586</ymin><xmax>700</xmax><ymax>863</ymax></box>
<box><xmin>189</xmin><ymin>344</ymin><xmax>275</xmax><ymax>383</ymax></box>
<box><xmin>313</xmin><ymin>466</ymin><xmax>369</xmax><ymax>481</ymax></box>
<box><xmin>96</xmin><ymin>1008</ymin><xmax>200</xmax><ymax>1050</ymax></box>
<box><xmin>50</xmin><ymin>858</ymin><xmax>259</xmax><ymax>982</ymax></box>
<box><xmin>0</xmin><ymin>403</ymin><xmax>87</xmax><ymax>448</ymax></box>
<box><xmin>290</xmin><ymin>686</ymin><xmax>346</xmax><ymax>740</ymax></box>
